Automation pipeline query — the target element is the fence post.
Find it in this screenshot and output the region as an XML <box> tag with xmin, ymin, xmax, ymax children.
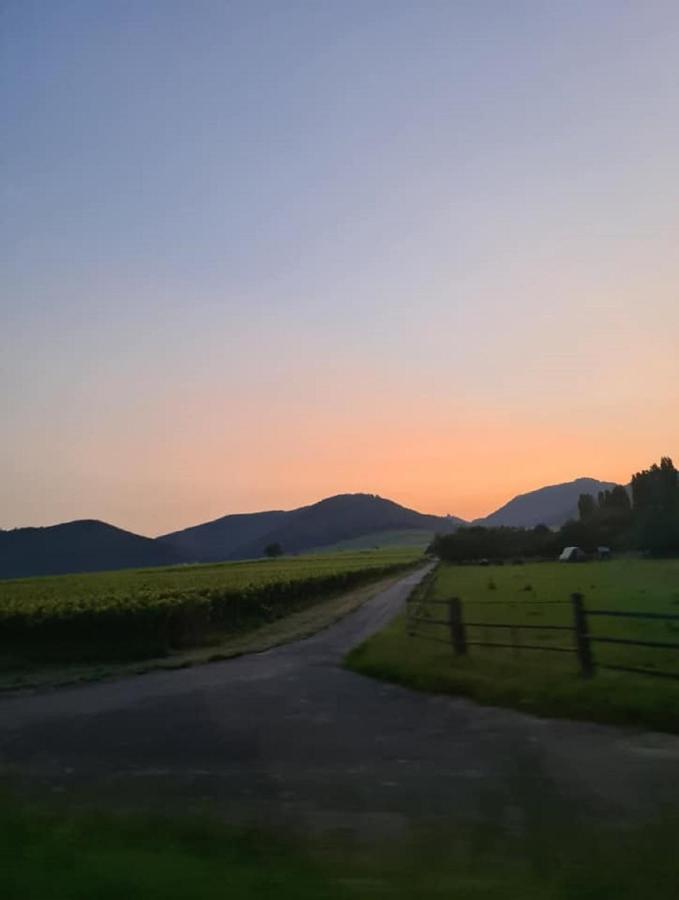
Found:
<box><xmin>571</xmin><ymin>592</ymin><xmax>595</xmax><ymax>679</ymax></box>
<box><xmin>448</xmin><ymin>597</ymin><xmax>467</xmax><ymax>656</ymax></box>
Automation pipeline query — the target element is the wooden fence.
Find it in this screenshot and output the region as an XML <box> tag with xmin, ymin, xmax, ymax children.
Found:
<box><xmin>407</xmin><ymin>593</ymin><xmax>679</xmax><ymax>680</ymax></box>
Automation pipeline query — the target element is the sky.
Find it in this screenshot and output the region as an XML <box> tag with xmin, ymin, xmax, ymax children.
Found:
<box><xmin>2</xmin><ymin>0</ymin><xmax>679</xmax><ymax>536</ymax></box>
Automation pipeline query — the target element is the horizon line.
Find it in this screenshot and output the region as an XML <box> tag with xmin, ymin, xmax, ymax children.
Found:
<box><xmin>1</xmin><ymin>475</ymin><xmax>617</xmax><ymax>539</ymax></box>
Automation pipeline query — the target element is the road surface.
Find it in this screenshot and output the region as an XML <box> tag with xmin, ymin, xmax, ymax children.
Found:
<box><xmin>2</xmin><ymin>564</ymin><xmax>679</xmax><ymax>833</ymax></box>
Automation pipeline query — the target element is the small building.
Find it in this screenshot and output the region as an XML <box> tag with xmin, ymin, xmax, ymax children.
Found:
<box><xmin>597</xmin><ymin>546</ymin><xmax>612</xmax><ymax>560</ymax></box>
<box><xmin>559</xmin><ymin>546</ymin><xmax>587</xmax><ymax>563</ymax></box>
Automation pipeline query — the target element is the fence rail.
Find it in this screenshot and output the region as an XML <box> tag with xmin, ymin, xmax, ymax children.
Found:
<box><xmin>407</xmin><ymin>592</ymin><xmax>679</xmax><ymax>681</ymax></box>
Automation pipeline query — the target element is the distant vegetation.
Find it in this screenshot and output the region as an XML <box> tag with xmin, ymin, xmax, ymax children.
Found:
<box><xmin>311</xmin><ymin>528</ymin><xmax>434</xmax><ymax>553</ymax></box>
<box><xmin>430</xmin><ymin>456</ymin><xmax>679</xmax><ymax>561</ymax></box>
<box><xmin>429</xmin><ymin>523</ymin><xmax>558</xmax><ymax>562</ymax></box>
<box><xmin>0</xmin><ymin>549</ymin><xmax>421</xmax><ymax>665</ymax></box>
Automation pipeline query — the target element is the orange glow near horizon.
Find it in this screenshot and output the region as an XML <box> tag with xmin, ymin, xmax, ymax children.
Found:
<box><xmin>6</xmin><ymin>385</ymin><xmax>677</xmax><ymax>535</ymax></box>
<box><xmin>5</xmin><ymin>306</ymin><xmax>679</xmax><ymax>535</ymax></box>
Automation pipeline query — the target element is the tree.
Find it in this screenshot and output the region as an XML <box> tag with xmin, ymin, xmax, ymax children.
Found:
<box><xmin>578</xmin><ymin>493</ymin><xmax>597</xmax><ymax>521</ymax></box>
<box><xmin>429</xmin><ymin>525</ymin><xmax>558</xmax><ymax>562</ymax></box>
<box><xmin>559</xmin><ymin>518</ymin><xmax>598</xmax><ymax>553</ymax></box>
<box><xmin>264</xmin><ymin>542</ymin><xmax>283</xmax><ymax>558</ymax></box>
<box><xmin>575</xmin><ymin>486</ymin><xmax>633</xmax><ymax>549</ymax></box>
<box><xmin>597</xmin><ymin>485</ymin><xmax>633</xmax><ymax>539</ymax></box>
<box><xmin>607</xmin><ymin>485</ymin><xmax>632</xmax><ymax>514</ymax></box>
<box><xmin>632</xmin><ymin>457</ymin><xmax>679</xmax><ymax>514</ymax></box>
<box><xmin>631</xmin><ymin>458</ymin><xmax>679</xmax><ymax>556</ymax></box>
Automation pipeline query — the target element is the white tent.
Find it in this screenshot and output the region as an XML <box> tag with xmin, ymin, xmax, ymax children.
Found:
<box><xmin>559</xmin><ymin>546</ymin><xmax>586</xmax><ymax>562</ymax></box>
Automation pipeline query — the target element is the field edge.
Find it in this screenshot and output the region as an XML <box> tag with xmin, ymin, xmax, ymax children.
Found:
<box><xmin>345</xmin><ymin>560</ymin><xmax>679</xmax><ymax>735</ymax></box>
<box><xmin>1</xmin><ymin>570</ymin><xmax>415</xmax><ymax>696</ymax></box>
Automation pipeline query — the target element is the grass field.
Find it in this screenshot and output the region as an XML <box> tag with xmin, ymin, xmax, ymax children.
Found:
<box><xmin>0</xmin><ymin>549</ymin><xmax>421</xmax><ymax>667</ymax></box>
<box><xmin>4</xmin><ymin>794</ymin><xmax>679</xmax><ymax>899</ymax></box>
<box><xmin>312</xmin><ymin>529</ymin><xmax>434</xmax><ymax>553</ymax></box>
<box><xmin>347</xmin><ymin>559</ymin><xmax>679</xmax><ymax>733</ymax></box>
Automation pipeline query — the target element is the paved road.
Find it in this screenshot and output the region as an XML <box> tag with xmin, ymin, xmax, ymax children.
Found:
<box><xmin>3</xmin><ymin>564</ymin><xmax>679</xmax><ymax>834</ymax></box>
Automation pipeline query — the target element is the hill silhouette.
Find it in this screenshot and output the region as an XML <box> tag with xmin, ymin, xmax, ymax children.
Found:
<box><xmin>159</xmin><ymin>494</ymin><xmax>463</xmax><ymax>562</ymax></box>
<box><xmin>0</xmin><ymin>520</ymin><xmax>183</xmax><ymax>580</ymax></box>
<box><xmin>2</xmin><ymin>480</ymin><xmax>623</xmax><ymax>579</ymax></box>
<box><xmin>473</xmin><ymin>478</ymin><xmax>618</xmax><ymax>529</ymax></box>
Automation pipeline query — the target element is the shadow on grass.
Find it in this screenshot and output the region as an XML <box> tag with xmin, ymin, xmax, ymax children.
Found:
<box><xmin>4</xmin><ymin>791</ymin><xmax>679</xmax><ymax>899</ymax></box>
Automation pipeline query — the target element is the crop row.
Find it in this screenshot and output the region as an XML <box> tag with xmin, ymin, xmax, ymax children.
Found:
<box><xmin>1</xmin><ymin>555</ymin><xmax>419</xmax><ymax>661</ymax></box>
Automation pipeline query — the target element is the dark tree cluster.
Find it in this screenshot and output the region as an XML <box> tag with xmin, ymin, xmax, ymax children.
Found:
<box><xmin>574</xmin><ymin>483</ymin><xmax>633</xmax><ymax>548</ymax></box>
<box><xmin>428</xmin><ymin>525</ymin><xmax>558</xmax><ymax>563</ymax></box>
<box><xmin>264</xmin><ymin>542</ymin><xmax>283</xmax><ymax>558</ymax></box>
<box><xmin>630</xmin><ymin>457</ymin><xmax>679</xmax><ymax>556</ymax></box>
<box><xmin>430</xmin><ymin>457</ymin><xmax>679</xmax><ymax>563</ymax></box>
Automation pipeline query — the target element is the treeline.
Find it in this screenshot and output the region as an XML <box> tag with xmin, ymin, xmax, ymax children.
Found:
<box><xmin>428</xmin><ymin>524</ymin><xmax>561</xmax><ymax>563</ymax></box>
<box><xmin>430</xmin><ymin>457</ymin><xmax>679</xmax><ymax>563</ymax></box>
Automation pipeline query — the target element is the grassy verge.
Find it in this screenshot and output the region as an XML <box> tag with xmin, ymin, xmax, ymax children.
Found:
<box><xmin>1</xmin><ymin>573</ymin><xmax>408</xmax><ymax>693</ymax></box>
<box><xmin>4</xmin><ymin>794</ymin><xmax>679</xmax><ymax>899</ymax></box>
<box><xmin>346</xmin><ymin>560</ymin><xmax>679</xmax><ymax>733</ymax></box>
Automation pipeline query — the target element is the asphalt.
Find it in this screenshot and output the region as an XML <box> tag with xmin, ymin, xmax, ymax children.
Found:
<box><xmin>2</xmin><ymin>564</ymin><xmax>679</xmax><ymax>834</ymax></box>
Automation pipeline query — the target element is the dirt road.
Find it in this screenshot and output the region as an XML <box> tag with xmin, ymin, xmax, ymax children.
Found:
<box><xmin>3</xmin><ymin>564</ymin><xmax>679</xmax><ymax>833</ymax></box>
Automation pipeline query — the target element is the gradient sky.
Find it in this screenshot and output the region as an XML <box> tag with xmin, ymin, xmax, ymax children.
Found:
<box><xmin>3</xmin><ymin>1</ymin><xmax>679</xmax><ymax>536</ymax></box>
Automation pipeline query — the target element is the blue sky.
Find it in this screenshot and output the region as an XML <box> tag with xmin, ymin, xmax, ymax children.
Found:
<box><xmin>3</xmin><ymin>1</ymin><xmax>679</xmax><ymax>533</ymax></box>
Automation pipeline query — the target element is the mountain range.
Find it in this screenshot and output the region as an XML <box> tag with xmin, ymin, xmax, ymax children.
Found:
<box><xmin>472</xmin><ymin>477</ymin><xmax>618</xmax><ymax>529</ymax></box>
<box><xmin>0</xmin><ymin>478</ymin><xmax>617</xmax><ymax>579</ymax></box>
<box><xmin>159</xmin><ymin>494</ymin><xmax>464</xmax><ymax>562</ymax></box>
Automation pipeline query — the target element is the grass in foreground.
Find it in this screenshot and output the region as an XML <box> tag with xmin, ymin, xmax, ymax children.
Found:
<box><xmin>346</xmin><ymin>560</ymin><xmax>679</xmax><ymax>733</ymax></box>
<box><xmin>4</xmin><ymin>796</ymin><xmax>679</xmax><ymax>899</ymax></box>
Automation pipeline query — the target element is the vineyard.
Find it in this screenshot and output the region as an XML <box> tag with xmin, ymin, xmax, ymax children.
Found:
<box><xmin>0</xmin><ymin>549</ymin><xmax>421</xmax><ymax>663</ymax></box>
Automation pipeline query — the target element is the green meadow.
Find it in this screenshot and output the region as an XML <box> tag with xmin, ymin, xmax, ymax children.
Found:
<box><xmin>312</xmin><ymin>529</ymin><xmax>434</xmax><ymax>553</ymax></box>
<box><xmin>347</xmin><ymin>559</ymin><xmax>679</xmax><ymax>733</ymax></box>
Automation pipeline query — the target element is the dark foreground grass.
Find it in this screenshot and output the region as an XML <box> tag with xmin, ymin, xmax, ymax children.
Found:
<box><xmin>4</xmin><ymin>796</ymin><xmax>679</xmax><ymax>899</ymax></box>
<box><xmin>346</xmin><ymin>560</ymin><xmax>679</xmax><ymax>733</ymax></box>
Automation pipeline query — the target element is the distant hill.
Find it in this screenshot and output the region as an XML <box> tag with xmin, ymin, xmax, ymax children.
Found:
<box><xmin>473</xmin><ymin>478</ymin><xmax>619</xmax><ymax>529</ymax></box>
<box><xmin>159</xmin><ymin>494</ymin><xmax>463</xmax><ymax>562</ymax></box>
<box><xmin>0</xmin><ymin>520</ymin><xmax>183</xmax><ymax>580</ymax></box>
<box><xmin>157</xmin><ymin>509</ymin><xmax>288</xmax><ymax>563</ymax></box>
<box><xmin>310</xmin><ymin>528</ymin><xmax>435</xmax><ymax>553</ymax></box>
<box><xmin>2</xmin><ymin>479</ymin><xmax>623</xmax><ymax>579</ymax></box>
